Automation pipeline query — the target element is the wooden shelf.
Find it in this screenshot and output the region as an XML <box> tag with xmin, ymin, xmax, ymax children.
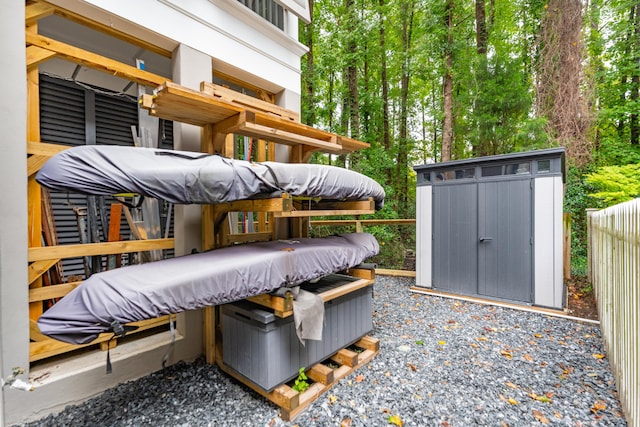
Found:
<box><xmin>140</xmin><ymin>82</ymin><xmax>369</xmax><ymax>156</ymax></box>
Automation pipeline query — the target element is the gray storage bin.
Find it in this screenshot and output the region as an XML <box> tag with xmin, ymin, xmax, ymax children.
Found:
<box><xmin>221</xmin><ymin>274</ymin><xmax>373</xmax><ymax>391</ymax></box>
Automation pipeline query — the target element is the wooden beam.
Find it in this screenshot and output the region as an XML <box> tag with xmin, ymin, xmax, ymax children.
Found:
<box><xmin>29</xmin><ymin>316</ymin><xmax>173</xmax><ymax>362</ymax></box>
<box><xmin>318</xmin><ymin>280</ymin><xmax>373</xmax><ymax>303</ymax></box>
<box><xmin>25</xmin><ymin>2</ymin><xmax>55</xmax><ymax>26</ymax></box>
<box><xmin>211</xmin><ymin>196</ymin><xmax>293</xmax><ymax>216</ymax></box>
<box><xmin>27</xmin><ymin>141</ymin><xmax>69</xmax><ymax>156</ymax></box>
<box><xmin>28</xmin><ymin>238</ymin><xmax>174</xmax><ymax>262</ymax></box>
<box><xmin>48</xmin><ymin>1</ymin><xmax>172</xmax><ymax>58</ymax></box>
<box><xmin>200</xmin><ymin>82</ymin><xmax>299</xmax><ymax>122</ymax></box>
<box><xmin>30</xmin><ymin>320</ymin><xmax>49</xmax><ymax>342</ymax></box>
<box><xmin>310</xmin><ymin>218</ymin><xmax>416</xmax><ymax>226</ymax></box>
<box><xmin>28</xmin><ymin>259</ymin><xmax>60</xmax><ymax>285</ymax></box>
<box><xmin>273</xmin><ymin>209</ymin><xmax>375</xmax><ymax>218</ymax></box>
<box><xmin>226</xmin><ymin>232</ymin><xmax>273</xmax><ymax>244</ymax></box>
<box><xmin>27</xmin><ymin>155</ymin><xmax>49</xmax><ymax>176</ymax></box>
<box><xmin>29</xmin><ymin>281</ymin><xmax>81</xmax><ymax>303</ymax></box>
<box><xmin>26</xmin><ymin>45</ymin><xmax>57</xmax><ymax>69</ymax></box>
<box><xmin>25</xmin><ymin>32</ymin><xmax>167</xmax><ymax>87</ymax></box>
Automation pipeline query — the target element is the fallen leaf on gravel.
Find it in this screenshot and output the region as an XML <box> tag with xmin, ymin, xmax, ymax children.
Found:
<box><xmin>381</xmin><ymin>408</ymin><xmax>391</xmax><ymax>414</ymax></box>
<box><xmin>388</xmin><ymin>414</ymin><xmax>403</xmax><ymax>426</ymax></box>
<box><xmin>341</xmin><ymin>417</ymin><xmax>352</xmax><ymax>427</ymax></box>
<box><xmin>508</xmin><ymin>398</ymin><xmax>519</xmax><ymax>405</ymax></box>
<box><xmin>523</xmin><ymin>354</ymin><xmax>534</xmax><ymax>362</ymax></box>
<box><xmin>554</xmin><ymin>411</ymin><xmax>563</xmax><ymax>419</ymax></box>
<box><xmin>438</xmin><ymin>340</ymin><xmax>446</xmax><ymax>345</ymax></box>
<box><xmin>415</xmin><ymin>340</ymin><xmax>424</xmax><ymax>345</ymax></box>
<box><xmin>534</xmin><ymin>333</ymin><xmax>543</xmax><ymax>338</ymax></box>
<box><xmin>355</xmin><ymin>374</ymin><xmax>365</xmax><ymax>382</ymax></box>
<box><xmin>592</xmin><ymin>353</ymin><xmax>606</xmax><ymax>359</ymax></box>
<box><xmin>328</xmin><ymin>395</ymin><xmax>338</xmax><ymax>404</ymax></box>
<box><xmin>591</xmin><ymin>401</ymin><xmax>607</xmax><ymax>413</ymax></box>
<box><xmin>500</xmin><ymin>350</ymin><xmax>513</xmax><ymax>359</ymax></box>
<box><xmin>408</xmin><ymin>363</ymin><xmax>418</xmax><ymax>371</ymax></box>
<box><xmin>529</xmin><ymin>392</ymin><xmax>552</xmax><ymax>403</ymax></box>
<box><xmin>505</xmin><ymin>381</ymin><xmax>519</xmax><ymax>389</ymax></box>
<box><xmin>532</xmin><ymin>409</ymin><xmax>550</xmax><ymax>424</ymax></box>
<box><xmin>477</xmin><ymin>336</ymin><xmax>488</xmax><ymax>341</ymax></box>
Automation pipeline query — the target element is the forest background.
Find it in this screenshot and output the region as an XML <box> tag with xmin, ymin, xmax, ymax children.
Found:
<box><xmin>300</xmin><ymin>0</ymin><xmax>640</xmax><ymax>275</ymax></box>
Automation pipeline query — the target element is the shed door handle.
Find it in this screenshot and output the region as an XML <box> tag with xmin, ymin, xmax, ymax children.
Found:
<box><xmin>479</xmin><ymin>237</ymin><xmax>493</xmax><ymax>242</ymax></box>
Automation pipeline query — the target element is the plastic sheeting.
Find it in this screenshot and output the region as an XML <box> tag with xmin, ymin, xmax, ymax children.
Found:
<box><xmin>37</xmin><ymin>233</ymin><xmax>379</xmax><ymax>345</ymax></box>
<box><xmin>35</xmin><ymin>145</ymin><xmax>385</xmax><ymax>209</ymax></box>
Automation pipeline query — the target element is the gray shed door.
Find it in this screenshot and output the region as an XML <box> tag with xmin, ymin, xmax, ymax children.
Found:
<box><xmin>433</xmin><ymin>183</ymin><xmax>478</xmax><ymax>295</ymax></box>
<box><xmin>433</xmin><ymin>179</ymin><xmax>532</xmax><ymax>303</ymax></box>
<box><xmin>478</xmin><ymin>180</ymin><xmax>532</xmax><ymax>303</ymax></box>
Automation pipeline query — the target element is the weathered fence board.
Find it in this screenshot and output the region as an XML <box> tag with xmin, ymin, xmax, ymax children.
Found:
<box><xmin>588</xmin><ymin>199</ymin><xmax>639</xmax><ymax>427</ymax></box>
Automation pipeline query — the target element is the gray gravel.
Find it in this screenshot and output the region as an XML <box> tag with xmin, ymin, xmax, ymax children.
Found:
<box><xmin>16</xmin><ymin>276</ymin><xmax>626</xmax><ymax>426</ymax></box>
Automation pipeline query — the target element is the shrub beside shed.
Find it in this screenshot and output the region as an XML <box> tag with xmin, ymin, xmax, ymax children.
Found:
<box><xmin>414</xmin><ymin>148</ymin><xmax>566</xmax><ymax>310</ymax></box>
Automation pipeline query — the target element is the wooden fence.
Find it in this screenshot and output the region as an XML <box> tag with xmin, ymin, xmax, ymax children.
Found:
<box><xmin>587</xmin><ymin>199</ymin><xmax>639</xmax><ymax>427</ymax></box>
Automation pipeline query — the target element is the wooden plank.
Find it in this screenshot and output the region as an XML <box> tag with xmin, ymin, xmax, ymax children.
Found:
<box><xmin>25</xmin><ymin>32</ymin><xmax>166</xmax><ymax>88</ymax></box>
<box><xmin>310</xmin><ymin>218</ymin><xmax>416</xmax><ymax>226</ymax></box>
<box><xmin>318</xmin><ymin>280</ymin><xmax>373</xmax><ymax>303</ymax></box>
<box><xmin>273</xmin><ymin>209</ymin><xmax>375</xmax><ymax>218</ymax></box>
<box><xmin>234</xmin><ymin>122</ymin><xmax>344</xmax><ymax>153</ymax></box>
<box><xmin>227</xmin><ymin>232</ymin><xmax>273</xmax><ymax>244</ymax></box>
<box><xmin>330</xmin><ymin>348</ymin><xmax>358</xmax><ymax>368</ymax></box>
<box><xmin>30</xmin><ymin>320</ymin><xmax>49</xmax><ymax>342</ymax></box>
<box><xmin>107</xmin><ymin>203</ymin><xmax>123</xmax><ymax>270</ymax></box>
<box><xmin>26</xmin><ymin>45</ymin><xmax>57</xmax><ymax>69</ymax></box>
<box><xmin>345</xmin><ymin>267</ymin><xmax>375</xmax><ymax>281</ymax></box>
<box><xmin>376</xmin><ymin>268</ymin><xmax>416</xmax><ymax>277</ymax></box>
<box><xmin>48</xmin><ymin>1</ymin><xmax>172</xmax><ymax>58</ymax></box>
<box><xmin>27</xmin><ymin>44</ymin><xmax>43</xmax><ymax>320</ymax></box>
<box><xmin>27</xmin><ymin>141</ymin><xmax>69</xmax><ymax>156</ymax></box>
<box><xmin>201</xmin><ymin>82</ymin><xmax>299</xmax><ymax>122</ymax></box>
<box><xmin>245</xmin><ymin>292</ymin><xmax>294</xmax><ymax>317</ymax></box>
<box><xmin>355</xmin><ymin>335</ymin><xmax>381</xmax><ymax>352</ymax></box>
<box><xmin>294</xmin><ymin>198</ymin><xmax>374</xmax><ymax>212</ymax></box>
<box><xmin>28</xmin><ymin>259</ymin><xmax>60</xmax><ymax>285</ymax></box>
<box><xmin>25</xmin><ymin>2</ymin><xmax>55</xmax><ymax>26</ymax></box>
<box><xmin>211</xmin><ymin>196</ymin><xmax>293</xmax><ymax>216</ymax></box>
<box><xmin>306</xmin><ymin>363</ymin><xmax>334</xmax><ymax>386</ymax></box>
<box><xmin>29</xmin><ymin>282</ymin><xmax>80</xmax><ymax>303</ymax></box>
<box><xmin>28</xmin><ymin>238</ymin><xmax>174</xmax><ymax>262</ymax></box>
<box><xmin>29</xmin><ymin>315</ymin><xmax>173</xmax><ymax>362</ymax></box>
<box><xmin>27</xmin><ymin>154</ymin><xmax>50</xmax><ymax>177</ymax></box>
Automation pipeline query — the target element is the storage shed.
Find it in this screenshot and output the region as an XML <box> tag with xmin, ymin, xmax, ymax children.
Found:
<box><xmin>414</xmin><ymin>148</ymin><xmax>566</xmax><ymax>309</ymax></box>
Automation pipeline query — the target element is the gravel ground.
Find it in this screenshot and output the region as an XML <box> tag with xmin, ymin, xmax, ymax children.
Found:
<box><xmin>15</xmin><ymin>276</ymin><xmax>626</xmax><ymax>427</ymax></box>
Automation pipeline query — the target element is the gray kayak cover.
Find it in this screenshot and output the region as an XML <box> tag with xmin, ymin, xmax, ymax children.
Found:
<box><xmin>37</xmin><ymin>233</ymin><xmax>379</xmax><ymax>345</ymax></box>
<box><xmin>35</xmin><ymin>145</ymin><xmax>385</xmax><ymax>209</ymax></box>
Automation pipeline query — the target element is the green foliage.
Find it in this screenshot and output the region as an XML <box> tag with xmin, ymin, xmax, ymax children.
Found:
<box><xmin>564</xmin><ymin>166</ymin><xmax>600</xmax><ymax>277</ymax></box>
<box><xmin>594</xmin><ymin>138</ymin><xmax>640</xmax><ymax>166</ymax></box>
<box><xmin>292</xmin><ymin>367</ymin><xmax>309</xmax><ymax>393</ymax></box>
<box><xmin>585</xmin><ymin>163</ymin><xmax>640</xmax><ymax>206</ymax></box>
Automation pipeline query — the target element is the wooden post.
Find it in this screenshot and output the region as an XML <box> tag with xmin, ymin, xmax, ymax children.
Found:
<box><xmin>563</xmin><ymin>213</ymin><xmax>571</xmax><ymax>280</ymax></box>
<box><xmin>585</xmin><ymin>208</ymin><xmax>599</xmax><ymax>284</ymax></box>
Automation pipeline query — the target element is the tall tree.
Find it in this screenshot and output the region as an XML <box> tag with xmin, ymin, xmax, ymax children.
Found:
<box><xmin>536</xmin><ymin>0</ymin><xmax>592</xmax><ymax>165</ymax></box>
<box><xmin>441</xmin><ymin>0</ymin><xmax>454</xmax><ymax>162</ymax></box>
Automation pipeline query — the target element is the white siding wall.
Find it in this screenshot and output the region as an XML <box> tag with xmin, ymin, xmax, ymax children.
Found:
<box><xmin>49</xmin><ymin>0</ymin><xmax>306</xmax><ymax>95</ymax></box>
<box><xmin>0</xmin><ymin>4</ymin><xmax>28</xmax><ymax>427</ymax></box>
<box><xmin>416</xmin><ymin>185</ymin><xmax>432</xmax><ymax>288</ymax></box>
<box><xmin>533</xmin><ymin>176</ymin><xmax>564</xmax><ymax>309</ymax></box>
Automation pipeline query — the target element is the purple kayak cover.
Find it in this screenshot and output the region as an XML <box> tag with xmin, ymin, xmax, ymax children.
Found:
<box><xmin>35</xmin><ymin>145</ymin><xmax>385</xmax><ymax>209</ymax></box>
<box><xmin>37</xmin><ymin>233</ymin><xmax>379</xmax><ymax>344</ymax></box>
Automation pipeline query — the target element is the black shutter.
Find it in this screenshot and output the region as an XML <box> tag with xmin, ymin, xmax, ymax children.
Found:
<box><xmin>39</xmin><ymin>76</ymin><xmax>176</xmax><ymax>280</ymax></box>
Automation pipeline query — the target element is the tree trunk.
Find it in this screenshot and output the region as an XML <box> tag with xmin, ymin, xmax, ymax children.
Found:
<box><xmin>397</xmin><ymin>0</ymin><xmax>415</xmax><ymax>217</ymax></box>
<box><xmin>379</xmin><ymin>0</ymin><xmax>391</xmax><ymax>152</ymax></box>
<box><xmin>345</xmin><ymin>0</ymin><xmax>360</xmax><ymax>139</ymax></box>
<box><xmin>302</xmin><ymin>0</ymin><xmax>316</xmax><ymax>126</ymax></box>
<box><xmin>442</xmin><ymin>0</ymin><xmax>454</xmax><ymax>162</ymax></box>
<box><xmin>475</xmin><ymin>0</ymin><xmax>487</xmax><ymax>55</ymax></box>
